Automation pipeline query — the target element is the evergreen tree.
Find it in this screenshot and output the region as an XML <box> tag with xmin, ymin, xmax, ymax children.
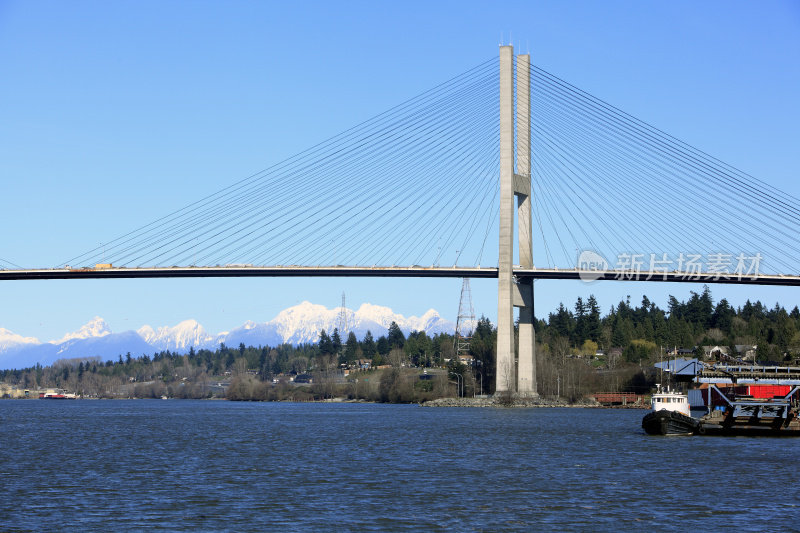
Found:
<box><xmin>693</xmin><ymin>345</ymin><xmax>705</xmax><ymax>359</ymax></box>
<box><xmin>343</xmin><ymin>331</ymin><xmax>358</xmax><ymax>363</ymax></box>
<box><xmin>712</xmin><ymin>298</ymin><xmax>736</xmax><ymax>335</ymax></box>
<box><xmin>641</xmin><ymin>318</ymin><xmax>655</xmax><ymax>341</ymax></box>
<box><xmin>331</xmin><ymin>328</ymin><xmax>342</xmax><ymax>355</ymax></box>
<box><xmin>404</xmin><ymin>330</ymin><xmax>432</xmax><ymax>366</ymax></box>
<box><xmin>652</xmin><ymin>309</ymin><xmax>668</xmax><ymax>346</ymax></box>
<box><xmin>616</xmin><ymin>296</ymin><xmax>633</xmax><ymax>321</ymax></box>
<box><xmin>376</xmin><ymin>335</ymin><xmax>390</xmax><ymax>355</ymax></box>
<box><xmin>667</xmin><ymin>295</ymin><xmax>682</xmax><ymax>319</ymax></box>
<box><xmin>549</xmin><ymin>303</ymin><xmax>573</xmax><ymax>339</ymax></box>
<box><xmin>388</xmin><ymin>321</ymin><xmax>405</xmax><ymax>349</ymax></box>
<box><xmin>699</xmin><ymin>286</ymin><xmax>714</xmax><ymax>327</ymax></box>
<box><xmin>585</xmin><ymin>295</ymin><xmax>601</xmax><ymax>342</ymax></box>
<box><xmin>361</xmin><ymin>330</ymin><xmax>376</xmax><ymax>357</ymax></box>
<box><xmin>259</xmin><ymin>349</ymin><xmax>268</xmax><ymax>378</ymax></box>
<box><xmin>741</xmin><ymin>300</ymin><xmax>755</xmax><ymax>321</ymax></box>
<box><xmin>611</xmin><ymin>316</ymin><xmax>632</xmax><ymax>347</ymax></box>
<box><xmin>640</xmin><ymin>295</ymin><xmax>651</xmax><ymax>318</ymax></box>
<box><xmin>318</xmin><ymin>329</ymin><xmax>334</xmax><ymax>355</ymax></box>
<box><xmin>475</xmin><ymin>316</ymin><xmax>494</xmax><ymax>340</ymax></box>
<box><xmin>573</xmin><ymin>297</ymin><xmax>587</xmax><ymax>345</ymax></box>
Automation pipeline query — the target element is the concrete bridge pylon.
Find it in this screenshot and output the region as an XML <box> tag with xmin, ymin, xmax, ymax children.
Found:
<box><xmin>496</xmin><ymin>45</ymin><xmax>537</xmax><ymax>396</ymax></box>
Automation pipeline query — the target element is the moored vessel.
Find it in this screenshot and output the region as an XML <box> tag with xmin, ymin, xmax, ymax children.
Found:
<box><xmin>695</xmin><ymin>384</ymin><xmax>800</xmax><ymax>436</ymax></box>
<box><xmin>655</xmin><ymin>359</ymin><xmax>800</xmax><ymax>436</ymax></box>
<box><xmin>642</xmin><ymin>385</ymin><xmax>699</xmax><ymax>435</ymax></box>
<box><xmin>39</xmin><ymin>389</ymin><xmax>78</xmax><ymax>399</ymax></box>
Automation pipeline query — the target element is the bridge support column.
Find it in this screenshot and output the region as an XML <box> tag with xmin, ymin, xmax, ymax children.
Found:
<box><xmin>515</xmin><ymin>53</ymin><xmax>537</xmax><ymax>396</ymax></box>
<box><xmin>496</xmin><ymin>46</ymin><xmax>537</xmax><ymax>396</ymax></box>
<box><xmin>496</xmin><ymin>45</ymin><xmax>515</xmax><ymax>393</ymax></box>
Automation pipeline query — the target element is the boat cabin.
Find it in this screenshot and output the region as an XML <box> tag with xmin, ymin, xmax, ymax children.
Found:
<box><xmin>651</xmin><ymin>388</ymin><xmax>691</xmax><ymax>416</ymax></box>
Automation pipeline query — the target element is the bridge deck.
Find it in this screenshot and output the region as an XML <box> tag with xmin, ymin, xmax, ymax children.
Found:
<box><xmin>1</xmin><ymin>266</ymin><xmax>800</xmax><ymax>285</ymax></box>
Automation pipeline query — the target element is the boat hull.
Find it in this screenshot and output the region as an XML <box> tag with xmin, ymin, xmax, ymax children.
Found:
<box><xmin>642</xmin><ymin>409</ymin><xmax>699</xmax><ymax>436</ymax></box>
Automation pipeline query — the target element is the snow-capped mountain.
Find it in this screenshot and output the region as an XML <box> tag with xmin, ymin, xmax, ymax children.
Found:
<box><xmin>269</xmin><ymin>302</ymin><xmax>453</xmax><ymax>344</ymax></box>
<box><xmin>221</xmin><ymin>321</ymin><xmax>281</xmax><ymax>349</ymax></box>
<box><xmin>0</xmin><ymin>302</ymin><xmax>456</xmax><ymax>369</ymax></box>
<box><xmin>52</xmin><ymin>316</ymin><xmax>111</xmax><ymax>344</ymax></box>
<box><xmin>271</xmin><ymin>302</ymin><xmax>340</xmax><ymax>344</ymax></box>
<box><xmin>137</xmin><ymin>319</ymin><xmax>214</xmax><ymax>352</ymax></box>
<box><xmin>0</xmin><ymin>328</ymin><xmax>40</xmax><ymax>351</ymax></box>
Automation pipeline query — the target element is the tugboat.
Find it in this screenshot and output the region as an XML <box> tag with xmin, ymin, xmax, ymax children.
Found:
<box><xmin>641</xmin><ymin>385</ymin><xmax>699</xmax><ymax>435</ymax></box>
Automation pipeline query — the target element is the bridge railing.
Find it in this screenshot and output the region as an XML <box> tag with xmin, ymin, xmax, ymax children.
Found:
<box><xmin>593</xmin><ymin>392</ymin><xmax>644</xmax><ymax>405</ymax></box>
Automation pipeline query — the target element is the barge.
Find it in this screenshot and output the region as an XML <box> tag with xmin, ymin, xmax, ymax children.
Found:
<box><xmin>651</xmin><ymin>359</ymin><xmax>800</xmax><ymax>436</ymax></box>
<box><xmin>694</xmin><ymin>384</ymin><xmax>800</xmax><ymax>436</ymax></box>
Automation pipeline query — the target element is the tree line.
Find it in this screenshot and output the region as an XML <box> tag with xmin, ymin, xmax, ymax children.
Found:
<box><xmin>2</xmin><ymin>287</ymin><xmax>797</xmax><ymax>402</ymax></box>
<box><xmin>538</xmin><ymin>286</ymin><xmax>800</xmax><ymax>363</ymax></box>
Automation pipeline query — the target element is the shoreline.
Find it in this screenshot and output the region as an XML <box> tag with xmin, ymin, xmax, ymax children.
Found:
<box><xmin>419</xmin><ymin>397</ymin><xmax>647</xmax><ymax>408</ymax></box>
<box><xmin>2</xmin><ymin>395</ymin><xmax>649</xmax><ymax>408</ymax></box>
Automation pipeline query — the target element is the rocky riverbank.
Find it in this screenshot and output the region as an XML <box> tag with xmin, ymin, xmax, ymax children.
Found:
<box><xmin>420</xmin><ymin>396</ymin><xmax>602</xmax><ymax>408</ymax></box>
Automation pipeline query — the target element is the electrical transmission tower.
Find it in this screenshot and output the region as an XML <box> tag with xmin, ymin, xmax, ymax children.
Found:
<box><xmin>454</xmin><ymin>278</ymin><xmax>476</xmax><ymax>357</ymax></box>
<box><xmin>337</xmin><ymin>292</ymin><xmax>348</xmax><ymax>336</ymax></box>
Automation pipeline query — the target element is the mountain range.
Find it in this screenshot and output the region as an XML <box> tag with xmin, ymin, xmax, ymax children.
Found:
<box><xmin>0</xmin><ymin>302</ymin><xmax>455</xmax><ymax>369</ymax></box>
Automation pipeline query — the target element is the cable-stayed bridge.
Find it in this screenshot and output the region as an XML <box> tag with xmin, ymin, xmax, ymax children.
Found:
<box><xmin>2</xmin><ymin>46</ymin><xmax>799</xmax><ymax>395</ymax></box>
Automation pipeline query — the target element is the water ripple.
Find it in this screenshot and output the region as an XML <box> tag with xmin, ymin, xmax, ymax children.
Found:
<box><xmin>1</xmin><ymin>401</ymin><xmax>798</xmax><ymax>531</ymax></box>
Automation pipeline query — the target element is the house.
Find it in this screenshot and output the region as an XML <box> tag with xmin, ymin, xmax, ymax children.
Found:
<box><xmin>735</xmin><ymin>345</ymin><xmax>758</xmax><ymax>361</ymax></box>
<box><xmin>458</xmin><ymin>355</ymin><xmax>475</xmax><ymax>366</ymax></box>
<box><xmin>702</xmin><ymin>346</ymin><xmax>730</xmax><ymax>359</ymax></box>
<box><xmin>355</xmin><ymin>359</ymin><xmax>372</xmax><ymax>370</ymax></box>
<box><xmin>0</xmin><ymin>384</ymin><xmax>28</xmax><ymax>399</ymax></box>
<box><xmin>667</xmin><ymin>347</ymin><xmax>696</xmax><ymax>357</ymax></box>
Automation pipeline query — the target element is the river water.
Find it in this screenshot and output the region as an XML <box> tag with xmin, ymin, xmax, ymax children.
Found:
<box><xmin>1</xmin><ymin>400</ymin><xmax>798</xmax><ymax>532</ymax></box>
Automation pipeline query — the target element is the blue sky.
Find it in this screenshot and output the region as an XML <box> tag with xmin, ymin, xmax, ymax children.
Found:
<box><xmin>1</xmin><ymin>1</ymin><xmax>799</xmax><ymax>341</ymax></box>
